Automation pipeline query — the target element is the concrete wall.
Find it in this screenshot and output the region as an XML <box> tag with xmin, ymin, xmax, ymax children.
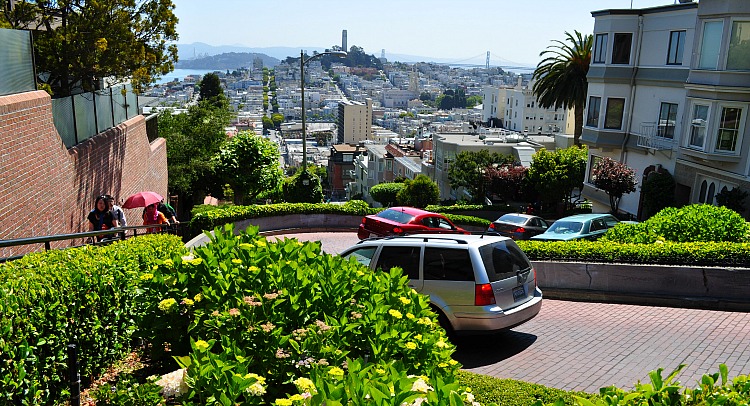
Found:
<box><xmin>0</xmin><ymin>91</ymin><xmax>167</xmax><ymax>257</ymax></box>
<box><xmin>534</xmin><ymin>261</ymin><xmax>750</xmax><ymax>310</ymax></box>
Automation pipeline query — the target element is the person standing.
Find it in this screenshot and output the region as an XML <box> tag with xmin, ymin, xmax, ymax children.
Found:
<box><xmin>87</xmin><ymin>195</ymin><xmax>117</xmax><ymax>241</ymax></box>
<box><xmin>142</xmin><ymin>203</ymin><xmax>169</xmax><ymax>233</ymax></box>
<box><xmin>105</xmin><ymin>195</ymin><xmax>127</xmax><ymax>227</ymax></box>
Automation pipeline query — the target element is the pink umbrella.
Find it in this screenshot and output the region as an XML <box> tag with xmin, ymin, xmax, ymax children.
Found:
<box><xmin>122</xmin><ymin>191</ymin><xmax>163</xmax><ymax>209</ymax></box>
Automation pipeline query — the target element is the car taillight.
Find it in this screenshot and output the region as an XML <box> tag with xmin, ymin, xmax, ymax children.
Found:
<box><xmin>474</xmin><ymin>283</ymin><xmax>496</xmax><ymax>306</ymax></box>
<box><xmin>489</xmin><ymin>223</ymin><xmax>496</xmax><ymax>230</ymax></box>
<box><xmin>393</xmin><ymin>226</ymin><xmax>403</xmax><ymax>234</ymax></box>
<box><xmin>533</xmin><ymin>267</ymin><xmax>537</xmax><ymax>288</ymax></box>
<box><xmin>514</xmin><ymin>227</ymin><xmax>526</xmax><ymax>233</ymax></box>
<box><xmin>361</xmin><ymin>217</ymin><xmax>367</xmax><ymax>224</ymax></box>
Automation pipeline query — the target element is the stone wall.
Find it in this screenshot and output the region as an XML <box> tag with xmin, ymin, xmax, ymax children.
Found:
<box><xmin>0</xmin><ymin>90</ymin><xmax>167</xmax><ymax>257</ymax></box>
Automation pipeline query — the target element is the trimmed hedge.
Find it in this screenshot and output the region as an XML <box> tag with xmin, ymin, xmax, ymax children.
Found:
<box><xmin>189</xmin><ymin>202</ymin><xmax>492</xmax><ymax>235</ymax></box>
<box><xmin>517</xmin><ymin>240</ymin><xmax>750</xmax><ymax>267</ymax></box>
<box><xmin>0</xmin><ymin>234</ymin><xmax>185</xmax><ymax>404</ymax></box>
<box><xmin>456</xmin><ymin>370</ymin><xmax>597</xmax><ymax>406</ymax></box>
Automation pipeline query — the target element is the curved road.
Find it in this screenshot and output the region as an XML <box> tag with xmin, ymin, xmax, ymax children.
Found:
<box><xmin>267</xmin><ymin>232</ymin><xmax>750</xmax><ymax>393</ymax></box>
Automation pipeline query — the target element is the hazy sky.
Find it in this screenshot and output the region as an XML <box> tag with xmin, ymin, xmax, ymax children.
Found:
<box><xmin>174</xmin><ymin>0</ymin><xmax>687</xmax><ymax>66</ymax></box>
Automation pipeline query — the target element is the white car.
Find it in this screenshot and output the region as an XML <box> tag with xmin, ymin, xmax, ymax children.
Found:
<box><xmin>340</xmin><ymin>234</ymin><xmax>543</xmax><ymax>335</ymax></box>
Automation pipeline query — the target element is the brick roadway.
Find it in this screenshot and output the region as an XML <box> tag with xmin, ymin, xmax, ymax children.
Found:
<box><xmin>268</xmin><ymin>232</ymin><xmax>750</xmax><ymax>393</ymax></box>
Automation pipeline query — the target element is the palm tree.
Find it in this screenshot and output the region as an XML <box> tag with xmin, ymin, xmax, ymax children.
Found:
<box><xmin>532</xmin><ymin>31</ymin><xmax>593</xmax><ymax>146</ymax></box>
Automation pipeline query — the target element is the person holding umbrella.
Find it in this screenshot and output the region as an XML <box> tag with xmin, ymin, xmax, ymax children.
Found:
<box><xmin>142</xmin><ymin>203</ymin><xmax>169</xmax><ymax>233</ymax></box>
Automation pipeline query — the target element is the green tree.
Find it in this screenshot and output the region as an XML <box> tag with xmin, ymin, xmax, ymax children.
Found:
<box><xmin>283</xmin><ymin>168</ymin><xmax>324</xmax><ymax>203</ymax></box>
<box><xmin>466</xmin><ymin>95</ymin><xmax>483</xmax><ymax>109</ymax></box>
<box><xmin>641</xmin><ymin>170</ymin><xmax>675</xmax><ymax>219</ymax></box>
<box><xmin>5</xmin><ymin>0</ymin><xmax>178</xmax><ymax>96</ymax></box>
<box><xmin>532</xmin><ymin>30</ymin><xmax>593</xmax><ymax>145</ymax></box>
<box><xmin>271</xmin><ymin>113</ymin><xmax>284</xmax><ymax>130</ymax></box>
<box><xmin>213</xmin><ymin>131</ymin><xmax>283</xmax><ymax>205</ymax></box>
<box><xmin>448</xmin><ymin>150</ymin><xmax>514</xmax><ymax>203</ymax></box>
<box><xmin>591</xmin><ymin>157</ymin><xmax>637</xmax><ymax>214</ymax></box>
<box><xmin>397</xmin><ymin>175</ymin><xmax>440</xmax><ymax>208</ymax></box>
<box><xmin>526</xmin><ymin>146</ymin><xmax>588</xmax><ymax>211</ymax></box>
<box><xmin>198</xmin><ymin>73</ymin><xmax>222</xmax><ymax>99</ymax></box>
<box><xmin>370</xmin><ymin>182</ymin><xmax>406</xmax><ymax>207</ymax></box>
<box><xmin>158</xmin><ymin>101</ymin><xmax>230</xmax><ymax>215</ymax></box>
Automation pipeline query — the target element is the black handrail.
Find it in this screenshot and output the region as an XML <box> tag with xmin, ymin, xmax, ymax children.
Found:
<box><xmin>0</xmin><ymin>223</ymin><xmax>177</xmax><ymax>263</ymax></box>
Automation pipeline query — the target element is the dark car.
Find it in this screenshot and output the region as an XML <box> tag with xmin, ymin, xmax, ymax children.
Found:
<box><xmin>488</xmin><ymin>213</ymin><xmax>550</xmax><ymax>240</ymax></box>
<box><xmin>357</xmin><ymin>206</ymin><xmax>468</xmax><ymax>240</ymax></box>
<box><xmin>531</xmin><ymin>213</ymin><xmax>621</xmax><ymax>241</ymax></box>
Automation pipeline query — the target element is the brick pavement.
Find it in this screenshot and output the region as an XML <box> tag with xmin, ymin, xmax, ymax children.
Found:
<box><xmin>270</xmin><ymin>232</ymin><xmax>750</xmax><ymax>393</ymax></box>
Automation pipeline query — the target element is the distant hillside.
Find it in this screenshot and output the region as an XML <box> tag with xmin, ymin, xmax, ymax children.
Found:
<box><xmin>176</xmin><ymin>52</ymin><xmax>280</xmax><ymax>70</ymax></box>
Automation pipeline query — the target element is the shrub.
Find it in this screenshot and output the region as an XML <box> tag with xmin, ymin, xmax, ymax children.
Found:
<box><xmin>456</xmin><ymin>371</ymin><xmax>596</xmax><ymax>406</ymax></box>
<box><xmin>283</xmin><ymin>170</ymin><xmax>324</xmax><ymax>203</ymax></box>
<box><xmin>369</xmin><ymin>182</ymin><xmax>405</xmax><ymax>207</ymax></box>
<box><xmin>640</xmin><ymin>171</ymin><xmax>674</xmax><ymax>218</ymax></box>
<box><xmin>397</xmin><ymin>175</ymin><xmax>440</xmax><ymax>208</ymax></box>
<box><xmin>0</xmin><ymin>234</ymin><xmax>184</xmax><ymax>405</ymax></box>
<box><xmin>602</xmin><ymin>204</ymin><xmax>750</xmax><ymax>244</ymax></box>
<box><xmin>137</xmin><ymin>224</ymin><xmax>463</xmax><ymax>404</ymax></box>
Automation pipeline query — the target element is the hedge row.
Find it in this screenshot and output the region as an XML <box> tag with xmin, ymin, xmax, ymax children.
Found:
<box><xmin>189</xmin><ymin>202</ymin><xmax>492</xmax><ymax>235</ymax></box>
<box><xmin>517</xmin><ymin>240</ymin><xmax>750</xmax><ymax>267</ymax></box>
<box><xmin>0</xmin><ymin>234</ymin><xmax>185</xmax><ymax>404</ymax></box>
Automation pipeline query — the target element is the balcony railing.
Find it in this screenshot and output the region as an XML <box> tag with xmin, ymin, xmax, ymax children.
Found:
<box><xmin>635</xmin><ymin>122</ymin><xmax>676</xmax><ymax>151</ymax></box>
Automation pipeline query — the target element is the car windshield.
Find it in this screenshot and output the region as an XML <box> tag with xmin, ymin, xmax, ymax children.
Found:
<box><xmin>497</xmin><ymin>214</ymin><xmax>527</xmax><ymax>225</ymax></box>
<box><xmin>547</xmin><ymin>221</ymin><xmax>583</xmax><ymax>234</ymax></box>
<box><xmin>377</xmin><ymin>209</ymin><xmax>416</xmax><ymax>224</ymax></box>
<box><xmin>478</xmin><ymin>240</ymin><xmax>532</xmax><ymax>281</ymax></box>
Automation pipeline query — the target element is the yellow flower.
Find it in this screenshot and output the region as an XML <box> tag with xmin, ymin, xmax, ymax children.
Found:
<box><xmin>139</xmin><ymin>273</ymin><xmax>154</xmax><ymax>281</ymax></box>
<box><xmin>406</xmin><ymin>312</ymin><xmax>415</xmax><ymax>319</ymax></box>
<box><xmin>410</xmin><ymin>378</ymin><xmax>433</xmax><ymax>393</ymax></box>
<box><xmin>247</xmin><ymin>382</ymin><xmax>266</xmax><ymax>396</ymax></box>
<box><xmin>399</xmin><ymin>297</ymin><xmax>411</xmax><ymax>305</ymax></box>
<box><xmin>290</xmin><ymin>394</ymin><xmax>305</xmax><ymax>401</ymax></box>
<box><xmin>448</xmin><ymin>360</ymin><xmax>459</xmax><ymax>366</ymax></box>
<box><xmin>328</xmin><ymin>366</ymin><xmax>345</xmax><ymax>376</ymax></box>
<box><xmin>232</xmin><ymin>258</ymin><xmax>242</xmax><ymax>265</ymax></box>
<box><xmin>181</xmin><ymin>298</ymin><xmax>194</xmax><ymax>307</ymax></box>
<box><xmin>438</xmin><ymin>362</ymin><xmax>448</xmax><ymax>368</ymax></box>
<box><xmin>248</xmin><ymin>266</ymin><xmax>261</xmax><ymax>273</ymax></box>
<box><xmin>405</xmin><ymin>342</ymin><xmax>417</xmax><ymax>350</ymax></box>
<box><xmin>158</xmin><ymin>298</ymin><xmax>177</xmax><ymax>313</ymax></box>
<box><xmin>239</xmin><ymin>243</ymin><xmax>254</xmax><ymax>250</ymax></box>
<box><xmin>194</xmin><ymin>340</ymin><xmax>209</xmax><ymax>351</ymax></box>
<box><xmin>255</xmin><ymin>240</ymin><xmax>267</xmax><ymax>247</ymax></box>
<box><xmin>388</xmin><ymin>309</ymin><xmax>403</xmax><ymax>319</ymax></box>
<box><xmin>417</xmin><ymin>317</ymin><xmax>433</xmax><ymax>326</ymax></box>
<box><xmin>244</xmin><ymin>373</ymin><xmax>266</xmax><ymax>385</ymax></box>
<box><xmin>188</xmin><ymin>258</ymin><xmax>203</xmax><ymax>266</ymax></box>
<box><xmin>193</xmin><ymin>293</ymin><xmax>203</xmax><ymax>302</ymax></box>
<box><xmin>414</xmin><ymin>334</ymin><xmax>422</xmax><ymax>341</ymax></box>
<box><xmin>293</xmin><ymin>377</ymin><xmax>316</xmax><ymax>393</ymax></box>
<box><xmin>435</xmin><ymin>340</ymin><xmax>448</xmax><ymax>349</ymax></box>
<box><xmin>274</xmin><ymin>399</ymin><xmax>292</xmax><ymax>406</ymax></box>
<box><xmin>375</xmin><ymin>368</ymin><xmax>386</xmax><ymax>375</ymax></box>
<box><xmin>163</xmin><ymin>259</ymin><xmax>173</xmax><ymax>267</ymax></box>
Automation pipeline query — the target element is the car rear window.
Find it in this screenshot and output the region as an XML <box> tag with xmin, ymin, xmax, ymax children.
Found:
<box><xmin>479</xmin><ymin>241</ymin><xmax>532</xmax><ymax>282</ymax></box>
<box><xmin>424</xmin><ymin>248</ymin><xmax>474</xmax><ymax>281</ymax></box>
<box><xmin>498</xmin><ymin>214</ymin><xmax>526</xmax><ymax>225</ymax></box>
<box><xmin>548</xmin><ymin>221</ymin><xmax>583</xmax><ymax>234</ymax></box>
<box><xmin>377</xmin><ymin>209</ymin><xmax>415</xmax><ymax>224</ymax></box>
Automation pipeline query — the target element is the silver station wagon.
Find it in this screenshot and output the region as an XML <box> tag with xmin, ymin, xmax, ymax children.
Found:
<box><xmin>340</xmin><ymin>234</ymin><xmax>543</xmax><ymax>335</ymax></box>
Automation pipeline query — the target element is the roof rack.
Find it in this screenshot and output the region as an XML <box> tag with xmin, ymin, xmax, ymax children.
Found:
<box><xmin>358</xmin><ymin>235</ymin><xmax>470</xmax><ymax>244</ymax></box>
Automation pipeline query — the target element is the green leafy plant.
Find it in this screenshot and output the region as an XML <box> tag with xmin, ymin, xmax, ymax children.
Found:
<box><xmin>137</xmin><ymin>224</ymin><xmax>462</xmax><ymax>403</ymax></box>
<box><xmin>92</xmin><ymin>374</ymin><xmax>165</xmax><ymax>406</ymax></box>
<box><xmin>369</xmin><ymin>182</ymin><xmax>406</xmax><ymax>207</ymax></box>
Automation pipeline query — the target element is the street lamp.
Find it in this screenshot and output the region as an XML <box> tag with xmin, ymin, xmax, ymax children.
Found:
<box><xmin>300</xmin><ymin>49</ymin><xmax>347</xmax><ymax>172</ymax></box>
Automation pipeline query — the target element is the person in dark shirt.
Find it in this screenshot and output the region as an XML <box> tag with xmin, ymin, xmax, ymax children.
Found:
<box><xmin>87</xmin><ymin>195</ymin><xmax>117</xmax><ymax>241</ymax></box>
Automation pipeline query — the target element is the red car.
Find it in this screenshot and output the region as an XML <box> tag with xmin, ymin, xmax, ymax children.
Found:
<box><xmin>357</xmin><ymin>206</ymin><xmax>468</xmax><ymax>240</ymax></box>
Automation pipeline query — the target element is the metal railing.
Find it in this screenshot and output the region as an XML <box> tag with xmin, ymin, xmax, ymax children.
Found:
<box><xmin>635</xmin><ymin>121</ymin><xmax>677</xmax><ymax>151</ymax></box>
<box><xmin>0</xmin><ymin>223</ymin><xmax>180</xmax><ymax>263</ymax></box>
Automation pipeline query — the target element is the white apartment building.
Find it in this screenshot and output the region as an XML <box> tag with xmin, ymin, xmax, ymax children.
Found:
<box><xmin>337</xmin><ymin>99</ymin><xmax>373</xmax><ymax>144</ymax></box>
<box><xmin>505</xmin><ymin>78</ymin><xmax>574</xmax><ymax>135</ymax></box>
<box><xmin>582</xmin><ymin>0</ymin><xmax>750</xmax><ymax>219</ymax></box>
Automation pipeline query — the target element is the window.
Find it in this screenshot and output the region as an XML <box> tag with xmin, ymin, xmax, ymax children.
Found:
<box><xmin>478</xmin><ymin>241</ymin><xmax>532</xmax><ymax>282</ymax></box>
<box><xmin>689</xmin><ymin>104</ymin><xmax>709</xmax><ymax>148</ymax></box>
<box><xmin>727</xmin><ymin>21</ymin><xmax>750</xmax><ymax>70</ymax></box>
<box><xmin>386</xmin><ymin>160</ymin><xmax>392</xmax><ymax>170</ymax></box>
<box><xmin>424</xmin><ymin>248</ymin><xmax>473</xmax><ymax>281</ymax></box>
<box><xmin>586</xmin><ymin>96</ymin><xmax>601</xmax><ymax>127</ymax></box>
<box><xmin>375</xmin><ymin>246</ymin><xmax>421</xmax><ymax>279</ymax></box>
<box><xmin>588</xmin><ymin>155</ymin><xmax>602</xmax><ymax>183</ymax></box>
<box><xmin>699</xmin><ymin>21</ymin><xmax>724</xmax><ymax>69</ymax></box>
<box><xmin>715</xmin><ymin>107</ymin><xmax>742</xmax><ymax>152</ymax></box>
<box><xmin>604</xmin><ymin>98</ymin><xmax>625</xmax><ymax>130</ymax></box>
<box><xmin>667</xmin><ymin>30</ymin><xmax>686</xmax><ymax>65</ymax></box>
<box><xmin>593</xmin><ymin>33</ymin><xmax>608</xmax><ymax>63</ymax></box>
<box><xmin>611</xmin><ymin>33</ymin><xmax>633</xmax><ymax>64</ymax></box>
<box><xmin>344</xmin><ymin>247</ymin><xmax>376</xmax><ymax>267</ymax></box>
<box><xmin>343</xmin><ymin>153</ymin><xmax>353</xmax><ymax>162</ymax></box>
<box><xmin>657</xmin><ymin>102</ymin><xmax>678</xmax><ymax>139</ymax></box>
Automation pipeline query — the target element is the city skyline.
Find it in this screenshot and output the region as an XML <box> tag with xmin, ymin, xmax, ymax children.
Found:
<box><xmin>174</xmin><ymin>0</ymin><xmax>685</xmax><ymax>67</ymax></box>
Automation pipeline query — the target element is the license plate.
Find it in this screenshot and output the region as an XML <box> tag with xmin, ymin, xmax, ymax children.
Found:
<box><xmin>512</xmin><ymin>285</ymin><xmax>526</xmax><ymax>301</ymax></box>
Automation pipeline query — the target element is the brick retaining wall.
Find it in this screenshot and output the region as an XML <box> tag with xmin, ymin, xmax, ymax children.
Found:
<box><xmin>0</xmin><ymin>90</ymin><xmax>167</xmax><ymax>257</ymax></box>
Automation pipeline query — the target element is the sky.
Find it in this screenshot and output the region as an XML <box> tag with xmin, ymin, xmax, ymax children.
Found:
<box><xmin>174</xmin><ymin>0</ymin><xmax>688</xmax><ymax>67</ymax></box>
